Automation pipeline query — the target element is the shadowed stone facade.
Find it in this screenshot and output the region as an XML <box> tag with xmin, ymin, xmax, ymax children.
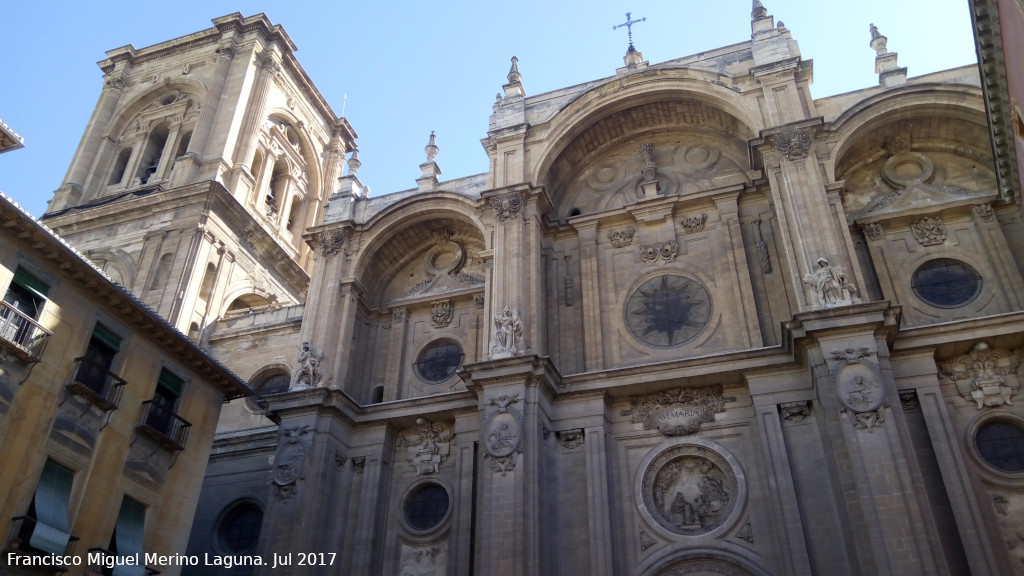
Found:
<box><xmin>25</xmin><ymin>4</ymin><xmax>1024</xmax><ymax>576</ymax></box>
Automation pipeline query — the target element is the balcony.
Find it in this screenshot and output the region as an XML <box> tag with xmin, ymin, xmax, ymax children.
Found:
<box><xmin>0</xmin><ymin>301</ymin><xmax>51</xmax><ymax>362</ymax></box>
<box><xmin>4</xmin><ymin>515</ymin><xmax>79</xmax><ymax>569</ymax></box>
<box><xmin>64</xmin><ymin>357</ymin><xmax>126</xmax><ymax>412</ymax></box>
<box><xmin>85</xmin><ymin>548</ymin><xmax>160</xmax><ymax>576</ymax></box>
<box><xmin>136</xmin><ymin>401</ymin><xmax>191</xmax><ymax>451</ymax></box>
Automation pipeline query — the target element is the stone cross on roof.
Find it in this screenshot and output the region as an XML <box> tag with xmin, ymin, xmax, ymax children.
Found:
<box><xmin>613</xmin><ymin>12</ymin><xmax>646</xmax><ymax>53</ymax></box>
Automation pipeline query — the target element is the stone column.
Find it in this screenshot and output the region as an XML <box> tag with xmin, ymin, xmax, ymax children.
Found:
<box><xmin>711</xmin><ymin>190</ymin><xmax>763</xmax><ymax>348</ymax></box>
<box><xmin>59</xmin><ymin>68</ymin><xmax>130</xmax><ymax>194</ymax></box>
<box><xmin>300</xmin><ymin>227</ymin><xmax>351</xmax><ymax>390</ymax></box>
<box><xmin>583</xmin><ymin>420</ymin><xmax>614</xmax><ymax>576</ymax></box>
<box><xmin>186</xmin><ymin>43</ymin><xmax>236</xmax><ymax>160</ymax></box>
<box><xmin>485</xmin><ymin>185</ymin><xmax>532</xmax><ymax>359</ymax></box>
<box><xmin>384</xmin><ymin>308</ymin><xmax>408</xmax><ymax>400</ymax></box>
<box><xmin>228</xmin><ymin>53</ymin><xmax>280</xmax><ymax>197</ymax></box>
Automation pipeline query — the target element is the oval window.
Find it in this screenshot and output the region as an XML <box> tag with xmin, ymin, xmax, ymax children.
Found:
<box><xmin>911</xmin><ymin>259</ymin><xmax>981</xmax><ymax>308</ymax></box>
<box><xmin>415</xmin><ymin>340</ymin><xmax>464</xmax><ymax>383</ymax></box>
<box><xmin>975</xmin><ymin>420</ymin><xmax>1024</xmax><ymax>473</ymax></box>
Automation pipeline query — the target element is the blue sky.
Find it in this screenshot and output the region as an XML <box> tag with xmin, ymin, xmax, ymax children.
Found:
<box><xmin>0</xmin><ymin>1</ymin><xmax>977</xmax><ymax>218</ymax></box>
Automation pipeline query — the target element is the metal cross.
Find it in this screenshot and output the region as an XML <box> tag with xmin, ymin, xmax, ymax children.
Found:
<box><xmin>613</xmin><ymin>12</ymin><xmax>647</xmax><ymax>51</ymax></box>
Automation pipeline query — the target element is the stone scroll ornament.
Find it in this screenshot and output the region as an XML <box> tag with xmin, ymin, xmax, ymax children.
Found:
<box><xmin>774</xmin><ymin>129</ymin><xmax>813</xmax><ymax>161</ymax></box>
<box><xmin>316</xmin><ymin>228</ymin><xmax>347</xmax><ymax>257</ymax></box>
<box><xmin>483</xmin><ymin>394</ymin><xmax>524</xmax><ymax>475</ymax></box>
<box><xmin>608</xmin><ymin>227</ymin><xmax>636</xmax><ymax>248</ymax></box>
<box><xmin>939</xmin><ymin>341</ymin><xmax>1021</xmax><ymax>409</ymax></box>
<box><xmin>398</xmin><ymin>418</ymin><xmax>453</xmax><ymax>476</ymax></box>
<box><xmin>290</xmin><ymin>341</ymin><xmax>323</xmax><ymax>390</ymax></box>
<box><xmin>830</xmin><ymin>348</ymin><xmax>886</xmax><ymax>431</ymax></box>
<box><xmin>272</xmin><ymin>424</ymin><xmax>311</xmax><ymax>500</ymax></box>
<box><xmin>491</xmin><ymin>191</ymin><xmax>523</xmax><ymax>222</ymax></box>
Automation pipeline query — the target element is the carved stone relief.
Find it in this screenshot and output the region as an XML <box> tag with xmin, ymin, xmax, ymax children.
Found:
<box><xmin>608</xmin><ymin>227</ymin><xmax>636</xmax><ymax>248</ymax></box>
<box><xmin>474</xmin><ymin>294</ymin><xmax>485</xmax><ymax>309</ymax></box>
<box><xmin>680</xmin><ymin>214</ymin><xmax>708</xmax><ymax>234</ymax></box>
<box><xmin>273</xmin><ymin>425</ymin><xmax>311</xmax><ymax>500</ymax></box>
<box><xmin>483</xmin><ymin>394</ymin><xmax>523</xmax><ymax>475</ymax></box>
<box><xmin>637</xmin><ymin>143</ymin><xmax>658</xmax><ymax>183</ymax></box>
<box><xmin>557</xmin><ymin>428</ymin><xmax>584</xmax><ymax>452</ymax></box>
<box><xmin>899</xmin><ymin>390</ymin><xmax>919</xmax><ymax>411</ymax></box>
<box><xmin>352</xmin><ymin>456</ymin><xmax>365</xmax><ymax>474</ymax></box>
<box><xmin>316</xmin><ymin>228</ymin><xmax>347</xmax><ymax>257</ymax></box>
<box><xmin>392</xmin><ymin>307</ymin><xmax>407</xmax><ymax>324</ymax></box>
<box><xmin>334</xmin><ymin>450</ymin><xmax>347</xmax><ymax>468</ymax></box>
<box><xmin>639</xmin><ymin>240</ymin><xmax>678</xmax><ymax>266</ymax></box>
<box><xmin>490</xmin><ymin>306</ymin><xmax>524</xmax><ymax>357</ymax></box>
<box><xmin>973</xmin><ymin>203</ymin><xmax>994</xmax><ymax>223</ymax></box>
<box><xmin>774</xmin><ymin>129</ymin><xmax>813</xmax><ymax>161</ymax></box>
<box><xmin>431</xmin><ymin>300</ymin><xmax>453</xmax><ymax>328</ymax></box>
<box><xmin>736</xmin><ymin>522</ymin><xmax>754</xmax><ymax>543</ymax></box>
<box><xmin>640</xmin><ymin>444</ymin><xmax>741</xmax><ymax>536</ymax></box>
<box><xmin>861</xmin><ymin>222</ymin><xmax>883</xmax><ymax>241</ymax></box>
<box><xmin>988</xmin><ymin>493</ymin><xmax>1024</xmax><ymax>573</ymax></box>
<box><xmin>398</xmin><ymin>418</ymin><xmax>453</xmax><ymax>475</ymax></box>
<box><xmin>780</xmin><ymin>401</ymin><xmax>810</xmax><ymax>423</ymax></box>
<box><xmin>752</xmin><ymin>218</ymin><xmax>772</xmax><ymax>273</ymax></box>
<box><xmin>830</xmin><ymin>348</ymin><xmax>885</xmax><ymax>411</ymax></box>
<box><xmin>563</xmin><ymin>255</ymin><xmax>574</xmax><ymax>307</ymax></box>
<box><xmin>910</xmin><ymin>216</ymin><xmax>946</xmax><ymax>246</ymax></box>
<box><xmin>639</xmin><ymin>529</ymin><xmax>656</xmax><ymax>552</ymax></box>
<box><xmin>290</xmin><ymin>341</ymin><xmax>323</xmax><ymax>390</ymax></box>
<box><xmin>625</xmin><ymin>386</ymin><xmax>733</xmax><ymax>436</ymax></box>
<box><xmin>659</xmin><ymin>559</ymin><xmax>755</xmax><ymax>576</ymax></box>
<box><xmin>399</xmin><ymin>542</ymin><xmax>447</xmax><ymax>576</ymax></box>
<box><xmin>491</xmin><ymin>191</ymin><xmax>523</xmax><ymax>222</ymax></box>
<box><xmin>938</xmin><ymin>341</ymin><xmax>1021</xmax><ymax>409</ymax></box>
<box><xmin>851</xmin><ymin>408</ymin><xmax>886</xmax><ymax>431</ymax></box>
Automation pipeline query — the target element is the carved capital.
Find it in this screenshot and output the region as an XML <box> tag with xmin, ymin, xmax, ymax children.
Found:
<box><xmin>861</xmin><ymin>222</ymin><xmax>883</xmax><ymax>241</ymax></box>
<box><xmin>773</xmin><ymin>129</ymin><xmax>813</xmax><ymax>161</ymax></box>
<box><xmin>316</xmin><ymin>228</ymin><xmax>347</xmax><ymax>257</ymax></box>
<box><xmin>608</xmin><ymin>227</ymin><xmax>635</xmax><ymax>248</ymax></box>
<box><xmin>910</xmin><ymin>216</ymin><xmax>945</xmax><ymax>246</ymax></box>
<box><xmin>491</xmin><ymin>191</ymin><xmax>523</xmax><ymax>222</ymax></box>
<box><xmin>779</xmin><ymin>401</ymin><xmax>810</xmax><ymax>423</ymax></box>
<box><xmin>431</xmin><ymin>300</ymin><xmax>453</xmax><ymax>328</ymax></box>
<box><xmin>639</xmin><ymin>240</ymin><xmax>679</xmax><ymax>266</ymax></box>
<box><xmin>680</xmin><ymin>214</ymin><xmax>708</xmax><ymax>234</ymax></box>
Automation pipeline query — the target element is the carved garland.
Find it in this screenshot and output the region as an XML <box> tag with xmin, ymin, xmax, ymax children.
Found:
<box><xmin>774</xmin><ymin>129</ymin><xmax>813</xmax><ymax>161</ymax></box>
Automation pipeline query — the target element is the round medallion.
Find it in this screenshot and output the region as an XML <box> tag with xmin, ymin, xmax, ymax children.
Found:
<box><xmin>483</xmin><ymin>412</ymin><xmax>520</xmax><ymax>458</ymax></box>
<box><xmin>835</xmin><ymin>363</ymin><xmax>885</xmax><ymax>413</ymax></box>
<box><xmin>639</xmin><ymin>443</ymin><xmax>741</xmax><ymax>537</ymax></box>
<box><xmin>625</xmin><ymin>274</ymin><xmax>711</xmax><ymax>347</ymax></box>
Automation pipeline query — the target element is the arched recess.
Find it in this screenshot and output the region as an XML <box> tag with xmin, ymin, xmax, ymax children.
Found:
<box><xmin>830</xmin><ymin>89</ymin><xmax>995</xmax><ymax>217</ymax></box>
<box><xmin>529</xmin><ymin>75</ymin><xmax>761</xmax><ymax>219</ymax></box>
<box><xmin>246</xmin><ymin>364</ymin><xmax>292</xmax><ymax>411</ymax></box>
<box><xmin>87</xmin><ymin>248</ymin><xmax>137</xmax><ymax>289</ymax></box>
<box><xmin>639</xmin><ymin>545</ymin><xmax>773</xmax><ymax>576</ymax></box>
<box><xmin>222</xmin><ymin>292</ymin><xmax>274</xmax><ymax>318</ymax></box>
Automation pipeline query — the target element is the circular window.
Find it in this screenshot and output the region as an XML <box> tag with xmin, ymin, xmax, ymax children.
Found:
<box><xmin>975</xmin><ymin>420</ymin><xmax>1024</xmax><ymax>473</ymax></box>
<box><xmin>403</xmin><ymin>482</ymin><xmax>450</xmax><ymax>532</ymax></box>
<box><xmin>246</xmin><ymin>371</ymin><xmax>291</xmax><ymax>411</ymax></box>
<box><xmin>911</xmin><ymin>259</ymin><xmax>981</xmax><ymax>308</ymax></box>
<box><xmin>625</xmin><ymin>274</ymin><xmax>711</xmax><ymax>347</ymax></box>
<box><xmin>218</xmin><ymin>502</ymin><xmax>264</xmax><ymax>554</ymax></box>
<box><xmin>415</xmin><ymin>340</ymin><xmax>464</xmax><ymax>383</ymax></box>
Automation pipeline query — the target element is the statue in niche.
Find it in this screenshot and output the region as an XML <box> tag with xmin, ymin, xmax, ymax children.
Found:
<box><xmin>290</xmin><ymin>341</ymin><xmax>322</xmax><ymax>390</ymax></box>
<box><xmin>802</xmin><ymin>258</ymin><xmax>859</xmax><ymax>308</ymax></box>
<box><xmin>491</xmin><ymin>306</ymin><xmax>524</xmax><ymax>355</ymax></box>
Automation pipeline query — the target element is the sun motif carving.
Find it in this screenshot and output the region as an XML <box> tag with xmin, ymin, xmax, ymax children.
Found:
<box><xmin>625</xmin><ymin>275</ymin><xmax>711</xmax><ymax>347</ymax></box>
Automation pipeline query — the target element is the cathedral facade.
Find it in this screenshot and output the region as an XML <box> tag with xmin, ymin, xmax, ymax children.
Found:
<box><xmin>30</xmin><ymin>5</ymin><xmax>1024</xmax><ymax>576</ymax></box>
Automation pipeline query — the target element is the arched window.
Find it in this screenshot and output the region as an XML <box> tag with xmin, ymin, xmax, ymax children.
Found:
<box><xmin>225</xmin><ymin>294</ymin><xmax>272</xmax><ymax>316</ymax></box>
<box><xmin>371</xmin><ymin>385</ymin><xmax>384</xmax><ymax>404</ymax></box>
<box><xmin>136</xmin><ymin>123</ymin><xmax>169</xmax><ymax>184</ymax></box>
<box><xmin>187</xmin><ymin>322</ymin><xmax>200</xmax><ymax>343</ymax></box>
<box><xmin>108</xmin><ymin>148</ymin><xmax>132</xmax><ymax>186</ymax></box>
<box><xmin>287</xmin><ymin>199</ymin><xmax>302</xmax><ymax>234</ymax></box>
<box><xmin>175</xmin><ymin>130</ymin><xmax>192</xmax><ymax>159</ymax></box>
<box><xmin>266</xmin><ymin>159</ymin><xmax>289</xmax><ymax>218</ymax></box>
<box><xmin>246</xmin><ymin>368</ymin><xmax>291</xmax><ymax>411</ymax></box>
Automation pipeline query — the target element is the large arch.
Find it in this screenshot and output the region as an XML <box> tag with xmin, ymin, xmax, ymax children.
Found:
<box><xmin>528</xmin><ymin>73</ymin><xmax>761</xmax><ymax>217</ymax></box>
<box><xmin>638</xmin><ymin>544</ymin><xmax>773</xmax><ymax>576</ymax></box>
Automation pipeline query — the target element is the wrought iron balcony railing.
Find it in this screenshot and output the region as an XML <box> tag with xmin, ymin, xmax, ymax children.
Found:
<box><xmin>65</xmin><ymin>356</ymin><xmax>127</xmax><ymax>412</ymax></box>
<box><xmin>0</xmin><ymin>301</ymin><xmax>52</xmax><ymax>362</ymax></box>
<box><xmin>136</xmin><ymin>400</ymin><xmax>191</xmax><ymax>451</ymax></box>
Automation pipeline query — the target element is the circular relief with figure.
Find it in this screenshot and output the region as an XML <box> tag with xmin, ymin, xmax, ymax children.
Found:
<box><xmin>640</xmin><ymin>443</ymin><xmax>741</xmax><ymax>537</ymax></box>
<box><xmin>625</xmin><ymin>274</ymin><xmax>711</xmax><ymax>347</ymax></box>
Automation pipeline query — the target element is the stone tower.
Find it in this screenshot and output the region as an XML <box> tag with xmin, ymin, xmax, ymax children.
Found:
<box><xmin>41</xmin><ymin>13</ymin><xmax>356</xmax><ymax>339</ymax></box>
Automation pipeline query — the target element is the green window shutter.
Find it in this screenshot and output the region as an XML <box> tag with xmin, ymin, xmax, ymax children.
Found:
<box><xmin>29</xmin><ymin>460</ymin><xmax>73</xmax><ymax>555</ymax></box>
<box><xmin>13</xmin><ymin>267</ymin><xmax>49</xmax><ymax>298</ymax></box>
<box><xmin>157</xmin><ymin>368</ymin><xmax>184</xmax><ymax>397</ymax></box>
<box><xmin>112</xmin><ymin>498</ymin><xmax>146</xmax><ymax>576</ymax></box>
<box><xmin>91</xmin><ymin>323</ymin><xmax>122</xmax><ymax>352</ymax></box>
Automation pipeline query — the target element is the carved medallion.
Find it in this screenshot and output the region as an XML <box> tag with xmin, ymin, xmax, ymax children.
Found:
<box><xmin>626</xmin><ymin>386</ymin><xmax>732</xmax><ymax>436</ymax></box>
<box><xmin>939</xmin><ymin>341</ymin><xmax>1021</xmax><ymax>409</ymax></box>
<box><xmin>483</xmin><ymin>394</ymin><xmax>524</xmax><ymax>475</ymax></box>
<box><xmin>639</xmin><ymin>443</ymin><xmax>741</xmax><ymax>537</ymax></box>
<box><xmin>273</xmin><ymin>425</ymin><xmax>311</xmax><ymax>489</ymax></box>
<box><xmin>557</xmin><ymin>428</ymin><xmax>584</xmax><ymax>451</ymax></box>
<box><xmin>316</xmin><ymin>229</ymin><xmax>347</xmax><ymax>257</ymax></box>
<box><xmin>830</xmin><ymin>348</ymin><xmax>885</xmax><ymax>414</ymax></box>
<box><xmin>399</xmin><ymin>543</ymin><xmax>446</xmax><ymax>576</ymax></box>
<box><xmin>625</xmin><ymin>275</ymin><xmax>711</xmax><ymax>347</ymax></box>
<box><xmin>861</xmin><ymin>222</ymin><xmax>883</xmax><ymax>241</ymax></box>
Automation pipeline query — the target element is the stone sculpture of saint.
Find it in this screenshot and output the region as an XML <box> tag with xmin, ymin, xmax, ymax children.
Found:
<box><xmin>492</xmin><ymin>306</ymin><xmax>523</xmax><ymax>355</ymax></box>
<box><xmin>802</xmin><ymin>257</ymin><xmax>859</xmax><ymax>308</ymax></box>
<box><xmin>290</xmin><ymin>341</ymin><xmax>322</xmax><ymax>390</ymax></box>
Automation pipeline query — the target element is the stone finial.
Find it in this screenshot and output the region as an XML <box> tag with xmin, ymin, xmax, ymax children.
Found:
<box><xmin>503</xmin><ymin>56</ymin><xmax>525</xmax><ymax>98</ymax></box>
<box><xmin>347</xmin><ymin>149</ymin><xmax>361</xmax><ymax>177</ymax></box>
<box><xmin>507</xmin><ymin>56</ymin><xmax>521</xmax><ymax>84</ymax></box>
<box><xmin>425</xmin><ymin>131</ymin><xmax>439</xmax><ymax>163</ymax></box>
<box><xmin>869</xmin><ymin>23</ymin><xmax>906</xmax><ymax>86</ymax></box>
<box><xmin>752</xmin><ymin>0</ymin><xmax>768</xmax><ymax>18</ymax></box>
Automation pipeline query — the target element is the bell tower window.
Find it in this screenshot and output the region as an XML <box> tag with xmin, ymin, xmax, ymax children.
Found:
<box><xmin>136</xmin><ymin>123</ymin><xmax>169</xmax><ymax>184</ymax></box>
<box><xmin>108</xmin><ymin>148</ymin><xmax>132</xmax><ymax>186</ymax></box>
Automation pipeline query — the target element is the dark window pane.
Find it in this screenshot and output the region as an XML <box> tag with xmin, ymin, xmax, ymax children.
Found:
<box><xmin>976</xmin><ymin>420</ymin><xmax>1024</xmax><ymax>472</ymax></box>
<box><xmin>415</xmin><ymin>340</ymin><xmax>463</xmax><ymax>383</ymax></box>
<box><xmin>220</xmin><ymin>503</ymin><xmax>263</xmax><ymax>554</ymax></box>
<box><xmin>404</xmin><ymin>483</ymin><xmax>449</xmax><ymax>531</ymax></box>
<box><xmin>911</xmin><ymin>259</ymin><xmax>981</xmax><ymax>308</ymax></box>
